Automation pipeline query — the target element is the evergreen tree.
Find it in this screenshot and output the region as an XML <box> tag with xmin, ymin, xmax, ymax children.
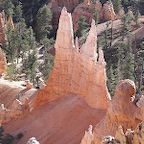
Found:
<box><xmin>94</xmin><ymin>6</ymin><xmax>99</xmax><ymax>25</ymax></box>
<box><xmin>76</xmin><ymin>15</ymin><xmax>90</xmax><ymax>38</ymax></box>
<box><xmin>111</xmin><ymin>0</ymin><xmax>122</xmax><ymax>14</ymax></box>
<box><xmin>14</xmin><ymin>1</ymin><xmax>23</xmax><ymax>23</ymax></box>
<box><xmin>122</xmin><ymin>41</ymin><xmax>134</xmax><ymax>80</ymax></box>
<box><xmin>120</xmin><ymin>14</ymin><xmax>131</xmax><ymax>40</ymax></box>
<box><xmin>107</xmin><ymin>65</ymin><xmax>116</xmax><ymax>96</ymax></box>
<box><xmin>3</xmin><ymin>0</ymin><xmax>14</xmax><ymax>18</ymax></box>
<box><xmin>36</xmin><ymin>5</ymin><xmax>52</xmax><ymax>42</ymax></box>
<box><xmin>133</xmin><ymin>9</ymin><xmax>140</xmax><ymax>27</ymax></box>
<box><xmin>40</xmin><ymin>52</ymin><xmax>54</xmax><ymax>80</ymax></box>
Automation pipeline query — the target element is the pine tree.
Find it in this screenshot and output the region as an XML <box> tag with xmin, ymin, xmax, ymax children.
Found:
<box><xmin>36</xmin><ymin>5</ymin><xmax>52</xmax><ymax>42</ymax></box>
<box><xmin>14</xmin><ymin>1</ymin><xmax>23</xmax><ymax>23</ymax></box>
<box><xmin>76</xmin><ymin>15</ymin><xmax>90</xmax><ymax>38</ymax></box>
<box><xmin>107</xmin><ymin>65</ymin><xmax>116</xmax><ymax>97</ymax></box>
<box><xmin>120</xmin><ymin>14</ymin><xmax>131</xmax><ymax>41</ymax></box>
<box><xmin>111</xmin><ymin>0</ymin><xmax>122</xmax><ymax>14</ymax></box>
<box><xmin>40</xmin><ymin>52</ymin><xmax>54</xmax><ymax>80</ymax></box>
<box><xmin>133</xmin><ymin>9</ymin><xmax>140</xmax><ymax>27</ymax></box>
<box><xmin>122</xmin><ymin>41</ymin><xmax>134</xmax><ymax>80</ymax></box>
<box><xmin>3</xmin><ymin>0</ymin><xmax>14</xmax><ymax>18</ymax></box>
<box><xmin>94</xmin><ymin>6</ymin><xmax>99</xmax><ymax>25</ymax></box>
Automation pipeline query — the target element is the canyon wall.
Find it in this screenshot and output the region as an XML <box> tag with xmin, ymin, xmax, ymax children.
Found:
<box><xmin>34</xmin><ymin>7</ymin><xmax>110</xmax><ymax>110</ymax></box>
<box><xmin>102</xmin><ymin>122</ymin><xmax>144</xmax><ymax>144</ymax></box>
<box><xmin>48</xmin><ymin>0</ymin><xmax>116</xmax><ymax>31</ymax></box>
<box><xmin>80</xmin><ymin>79</ymin><xmax>142</xmax><ymax>144</ymax></box>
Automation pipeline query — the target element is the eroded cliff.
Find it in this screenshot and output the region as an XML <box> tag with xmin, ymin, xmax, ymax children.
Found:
<box><xmin>34</xmin><ymin>7</ymin><xmax>110</xmax><ymax>110</ymax></box>
<box><xmin>48</xmin><ymin>0</ymin><xmax>116</xmax><ymax>31</ymax></box>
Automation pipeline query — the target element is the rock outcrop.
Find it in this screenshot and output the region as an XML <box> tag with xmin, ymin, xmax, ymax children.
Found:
<box><xmin>81</xmin><ymin>125</ymin><xmax>94</xmax><ymax>144</ymax></box>
<box><xmin>0</xmin><ymin>99</ymin><xmax>29</xmax><ymax>123</ymax></box>
<box><xmin>0</xmin><ymin>48</ymin><xmax>7</xmax><ymax>76</ymax></box>
<box><xmin>48</xmin><ymin>0</ymin><xmax>116</xmax><ymax>31</ymax></box>
<box><xmin>102</xmin><ymin>122</ymin><xmax>144</xmax><ymax>144</ymax></box>
<box><xmin>72</xmin><ymin>0</ymin><xmax>103</xmax><ymax>31</ymax></box>
<box><xmin>101</xmin><ymin>1</ymin><xmax>116</xmax><ymax>21</ymax></box>
<box><xmin>0</xmin><ymin>79</ymin><xmax>38</xmax><ymax>123</ymax></box>
<box><xmin>34</xmin><ymin>7</ymin><xmax>110</xmax><ymax>110</ymax></box>
<box><xmin>92</xmin><ymin>79</ymin><xmax>142</xmax><ymax>144</ymax></box>
<box><xmin>48</xmin><ymin>0</ymin><xmax>79</xmax><ymax>30</ymax></box>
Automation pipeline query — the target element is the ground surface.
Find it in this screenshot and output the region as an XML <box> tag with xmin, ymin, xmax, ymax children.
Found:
<box><xmin>4</xmin><ymin>94</ymin><xmax>106</xmax><ymax>144</ymax></box>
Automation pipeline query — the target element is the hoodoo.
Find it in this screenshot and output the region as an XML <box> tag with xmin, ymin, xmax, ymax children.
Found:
<box><xmin>34</xmin><ymin>7</ymin><xmax>110</xmax><ymax>110</ymax></box>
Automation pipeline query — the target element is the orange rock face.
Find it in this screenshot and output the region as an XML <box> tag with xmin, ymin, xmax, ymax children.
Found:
<box><xmin>0</xmin><ymin>48</ymin><xmax>7</xmax><ymax>76</ymax></box>
<box><xmin>48</xmin><ymin>0</ymin><xmax>79</xmax><ymax>30</ymax></box>
<box><xmin>48</xmin><ymin>0</ymin><xmax>116</xmax><ymax>31</ymax></box>
<box><xmin>34</xmin><ymin>7</ymin><xmax>110</xmax><ymax>110</ymax></box>
<box><xmin>72</xmin><ymin>0</ymin><xmax>103</xmax><ymax>31</ymax></box>
<box><xmin>93</xmin><ymin>79</ymin><xmax>142</xmax><ymax>144</ymax></box>
<box><xmin>0</xmin><ymin>79</ymin><xmax>38</xmax><ymax>123</ymax></box>
<box><xmin>101</xmin><ymin>1</ymin><xmax>116</xmax><ymax>21</ymax></box>
<box><xmin>0</xmin><ymin>99</ymin><xmax>29</xmax><ymax>123</ymax></box>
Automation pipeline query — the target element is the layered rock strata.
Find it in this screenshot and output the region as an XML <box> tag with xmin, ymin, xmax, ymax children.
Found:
<box><xmin>102</xmin><ymin>1</ymin><xmax>116</xmax><ymax>21</ymax></box>
<box><xmin>102</xmin><ymin>122</ymin><xmax>144</xmax><ymax>144</ymax></box>
<box><xmin>48</xmin><ymin>0</ymin><xmax>116</xmax><ymax>31</ymax></box>
<box><xmin>0</xmin><ymin>79</ymin><xmax>38</xmax><ymax>123</ymax></box>
<box><xmin>0</xmin><ymin>99</ymin><xmax>29</xmax><ymax>123</ymax></box>
<box><xmin>72</xmin><ymin>0</ymin><xmax>103</xmax><ymax>31</ymax></box>
<box><xmin>48</xmin><ymin>0</ymin><xmax>79</xmax><ymax>30</ymax></box>
<box><xmin>34</xmin><ymin>7</ymin><xmax>110</xmax><ymax>110</ymax></box>
<box><xmin>92</xmin><ymin>79</ymin><xmax>142</xmax><ymax>143</ymax></box>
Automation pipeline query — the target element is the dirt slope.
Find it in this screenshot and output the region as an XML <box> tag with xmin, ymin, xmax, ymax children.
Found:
<box><xmin>4</xmin><ymin>94</ymin><xmax>106</xmax><ymax>144</ymax></box>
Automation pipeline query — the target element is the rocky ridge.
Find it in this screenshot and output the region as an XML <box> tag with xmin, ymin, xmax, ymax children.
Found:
<box><xmin>102</xmin><ymin>122</ymin><xmax>144</xmax><ymax>144</ymax></box>
<box><xmin>80</xmin><ymin>79</ymin><xmax>143</xmax><ymax>143</ymax></box>
<box><xmin>48</xmin><ymin>0</ymin><xmax>117</xmax><ymax>31</ymax></box>
<box><xmin>34</xmin><ymin>7</ymin><xmax>110</xmax><ymax>110</ymax></box>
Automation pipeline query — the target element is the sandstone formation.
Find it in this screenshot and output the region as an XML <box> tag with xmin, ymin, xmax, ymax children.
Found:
<box><xmin>2</xmin><ymin>8</ymin><xmax>144</xmax><ymax>144</ymax></box>
<box><xmin>101</xmin><ymin>1</ymin><xmax>116</xmax><ymax>21</ymax></box>
<box><xmin>4</xmin><ymin>94</ymin><xmax>107</xmax><ymax>144</ymax></box>
<box><xmin>103</xmin><ymin>125</ymin><xmax>126</xmax><ymax>144</ymax></box>
<box><xmin>93</xmin><ymin>79</ymin><xmax>142</xmax><ymax>143</ymax></box>
<box><xmin>0</xmin><ymin>48</ymin><xmax>7</xmax><ymax>76</ymax></box>
<box><xmin>3</xmin><ymin>8</ymin><xmax>110</xmax><ymax>144</ymax></box>
<box><xmin>102</xmin><ymin>123</ymin><xmax>144</xmax><ymax>144</ymax></box>
<box><xmin>34</xmin><ymin>7</ymin><xmax>110</xmax><ymax>110</ymax></box>
<box><xmin>0</xmin><ymin>99</ymin><xmax>29</xmax><ymax>123</ymax></box>
<box><xmin>48</xmin><ymin>0</ymin><xmax>79</xmax><ymax>30</ymax></box>
<box><xmin>72</xmin><ymin>0</ymin><xmax>103</xmax><ymax>31</ymax></box>
<box><xmin>48</xmin><ymin>0</ymin><xmax>116</xmax><ymax>31</ymax></box>
<box><xmin>81</xmin><ymin>125</ymin><xmax>94</xmax><ymax>144</ymax></box>
<box><xmin>0</xmin><ymin>79</ymin><xmax>38</xmax><ymax>123</ymax></box>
